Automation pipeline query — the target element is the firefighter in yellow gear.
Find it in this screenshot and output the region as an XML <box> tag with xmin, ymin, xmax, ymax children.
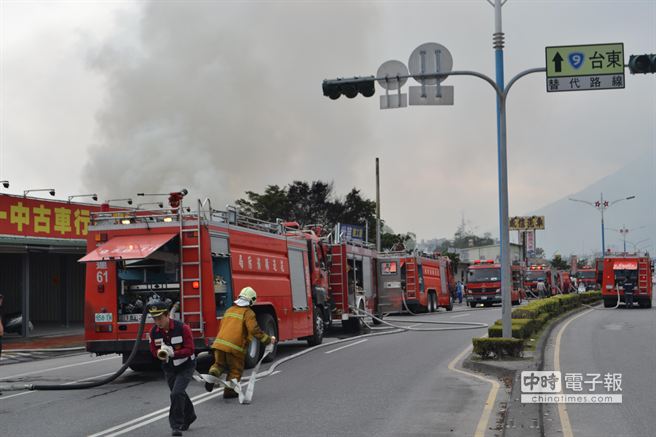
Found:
<box><xmin>208</xmin><ymin>286</ymin><xmax>276</xmax><ymax>398</ymax></box>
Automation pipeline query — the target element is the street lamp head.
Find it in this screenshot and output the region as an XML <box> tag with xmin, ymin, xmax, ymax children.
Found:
<box><xmin>626</xmin><ymin>195</ymin><xmax>636</xmax><ymax>200</ymax></box>
<box><xmin>23</xmin><ymin>188</ymin><xmax>56</xmax><ymax>197</ymax></box>
<box><xmin>92</xmin><ymin>194</ymin><xmax>98</xmax><ymax>201</ymax></box>
<box><xmin>1</xmin><ymin>180</ymin><xmax>8</xmax><ymax>189</ymax></box>
<box><xmin>105</xmin><ymin>198</ymin><xmax>133</xmax><ymax>207</ymax></box>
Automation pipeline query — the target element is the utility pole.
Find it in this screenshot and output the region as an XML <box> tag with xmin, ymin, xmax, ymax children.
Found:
<box><xmin>376</xmin><ymin>157</ymin><xmax>381</xmax><ymax>252</ymax></box>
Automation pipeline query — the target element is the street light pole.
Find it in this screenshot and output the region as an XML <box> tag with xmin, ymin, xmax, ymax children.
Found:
<box><xmin>569</xmin><ymin>193</ymin><xmax>636</xmax><ymax>257</ymax></box>
<box><xmin>489</xmin><ymin>0</ymin><xmax>512</xmax><ymax>339</ymax></box>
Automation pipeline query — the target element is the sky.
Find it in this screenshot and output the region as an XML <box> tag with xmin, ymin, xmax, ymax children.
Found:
<box><xmin>1</xmin><ymin>0</ymin><xmax>654</xmax><ymax>255</ymax></box>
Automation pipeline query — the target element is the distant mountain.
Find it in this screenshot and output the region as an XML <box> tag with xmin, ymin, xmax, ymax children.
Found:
<box><xmin>529</xmin><ymin>152</ymin><xmax>655</xmax><ymax>258</ymax></box>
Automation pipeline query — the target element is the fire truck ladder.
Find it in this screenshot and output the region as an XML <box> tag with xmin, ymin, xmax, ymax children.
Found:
<box><xmin>179</xmin><ymin>204</ymin><xmax>204</xmax><ymax>336</ymax></box>
<box><xmin>405</xmin><ymin>260</ymin><xmax>417</xmax><ymax>299</ymax></box>
<box><xmin>329</xmin><ymin>247</ymin><xmax>347</xmax><ymax>315</ymax></box>
<box><xmin>637</xmin><ymin>259</ymin><xmax>649</xmax><ymax>291</ymax></box>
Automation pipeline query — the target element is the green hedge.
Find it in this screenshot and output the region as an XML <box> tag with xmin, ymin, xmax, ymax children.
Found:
<box><xmin>472</xmin><ymin>337</ymin><xmax>524</xmax><ymax>359</ymax></box>
<box><xmin>489</xmin><ymin>318</ymin><xmax>540</xmax><ymax>339</ymax></box>
<box><xmin>475</xmin><ymin>291</ymin><xmax>602</xmax><ymax>359</ymax></box>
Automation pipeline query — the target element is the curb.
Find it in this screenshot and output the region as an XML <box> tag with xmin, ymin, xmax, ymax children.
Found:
<box><xmin>462</xmin><ymin>354</ymin><xmax>517</xmax><ymax>380</ymax></box>
<box><xmin>463</xmin><ymin>300</ymin><xmax>601</xmax><ymax>437</ymax></box>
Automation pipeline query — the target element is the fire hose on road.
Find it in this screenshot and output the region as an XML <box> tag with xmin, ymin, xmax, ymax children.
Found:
<box><xmin>0</xmin><ymin>288</ymin><xmax>490</xmax><ymax>397</ymax></box>
<box><xmin>0</xmin><ymin>306</ymin><xmax>149</xmax><ymax>393</ymax></box>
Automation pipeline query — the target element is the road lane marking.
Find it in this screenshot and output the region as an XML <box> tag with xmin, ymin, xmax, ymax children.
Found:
<box><xmin>0</xmin><ymin>355</ymin><xmax>119</xmax><ymax>381</ymax></box>
<box><xmin>555</xmin><ymin>308</ymin><xmax>593</xmax><ymax>437</ymax></box>
<box><xmin>0</xmin><ymin>371</ymin><xmax>119</xmax><ymax>401</ymax></box>
<box><xmin>324</xmin><ymin>339</ymin><xmax>368</xmax><ymax>354</ymax></box>
<box><xmin>90</xmin><ymin>367</ymin><xmax>281</xmax><ymax>436</ymax></box>
<box><xmin>448</xmin><ymin>342</ymin><xmax>499</xmax><ymax>437</ymax></box>
<box><xmin>451</xmin><ymin>313</ymin><xmax>471</xmax><ymax>318</ymax></box>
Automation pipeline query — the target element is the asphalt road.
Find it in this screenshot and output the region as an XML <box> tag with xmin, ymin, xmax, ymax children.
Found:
<box><xmin>1</xmin><ymin>305</ymin><xmax>504</xmax><ymax>437</ymax></box>
<box><xmin>544</xmin><ymin>302</ymin><xmax>656</xmax><ymax>437</ymax></box>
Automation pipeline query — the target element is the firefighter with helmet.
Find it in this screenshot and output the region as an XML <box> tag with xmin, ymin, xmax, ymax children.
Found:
<box><xmin>148</xmin><ymin>300</ymin><xmax>197</xmax><ymax>436</ymax></box>
<box><xmin>207</xmin><ymin>286</ymin><xmax>276</xmax><ymax>398</ymax></box>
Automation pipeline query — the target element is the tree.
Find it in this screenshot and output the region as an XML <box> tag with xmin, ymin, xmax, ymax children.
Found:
<box><xmin>236</xmin><ymin>180</ymin><xmax>379</xmax><ymax>241</ymax></box>
<box><xmin>551</xmin><ymin>254</ymin><xmax>569</xmax><ymax>270</ymax></box>
<box><xmin>235</xmin><ymin>184</ymin><xmax>289</xmax><ymax>221</ymax></box>
<box><xmin>576</xmin><ymin>259</ymin><xmax>588</xmax><ymax>269</ymax></box>
<box><xmin>380</xmin><ymin>232</ymin><xmax>415</xmax><ymax>251</ymax></box>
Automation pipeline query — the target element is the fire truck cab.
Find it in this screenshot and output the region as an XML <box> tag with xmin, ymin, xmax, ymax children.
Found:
<box><xmin>524</xmin><ymin>264</ymin><xmax>553</xmax><ymax>296</ymax></box>
<box><xmin>81</xmin><ymin>198</ymin><xmax>324</xmax><ymax>370</ymax></box>
<box><xmin>465</xmin><ymin>260</ymin><xmax>523</xmax><ymax>307</ymax></box>
<box><xmin>600</xmin><ymin>256</ymin><xmax>653</xmax><ymax>308</ymax></box>
<box><xmin>576</xmin><ymin>267</ymin><xmax>597</xmax><ymax>291</ymax></box>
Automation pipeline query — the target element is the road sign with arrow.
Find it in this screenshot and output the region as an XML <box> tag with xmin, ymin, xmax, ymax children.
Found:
<box><xmin>545</xmin><ymin>43</ymin><xmax>624</xmax><ymax>92</ymax></box>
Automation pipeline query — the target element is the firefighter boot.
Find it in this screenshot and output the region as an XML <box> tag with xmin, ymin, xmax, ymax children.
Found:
<box><xmin>206</xmin><ymin>365</ymin><xmax>225</xmax><ymax>392</ymax></box>
<box><xmin>223</xmin><ymin>379</ymin><xmax>242</xmax><ymax>399</ymax></box>
<box><xmin>223</xmin><ymin>388</ymin><xmax>239</xmax><ymax>399</ymax></box>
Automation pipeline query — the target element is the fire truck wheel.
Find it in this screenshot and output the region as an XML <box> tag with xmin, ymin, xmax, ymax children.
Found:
<box><xmin>245</xmin><ymin>339</ymin><xmax>260</xmax><ymax>369</ymax></box>
<box><xmin>257</xmin><ymin>313</ymin><xmax>278</xmax><ymax>363</ymax></box>
<box><xmin>603</xmin><ymin>298</ymin><xmax>614</xmax><ymax>308</ymax></box>
<box><xmin>306</xmin><ymin>306</ymin><xmax>325</xmax><ymax>347</ymax></box>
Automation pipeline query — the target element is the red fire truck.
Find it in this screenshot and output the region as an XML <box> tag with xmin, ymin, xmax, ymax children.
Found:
<box><xmin>575</xmin><ymin>267</ymin><xmax>597</xmax><ymax>291</ymax></box>
<box><xmin>377</xmin><ymin>253</ymin><xmax>454</xmax><ymax>314</ymax></box>
<box><xmin>600</xmin><ymin>255</ymin><xmax>653</xmax><ymax>308</ymax></box>
<box><xmin>465</xmin><ymin>260</ymin><xmax>523</xmax><ymax>307</ymax></box>
<box><xmin>80</xmin><ymin>195</ymin><xmax>326</xmax><ymax>370</ymax></box>
<box><xmin>524</xmin><ymin>264</ymin><xmax>562</xmax><ymax>296</ymax></box>
<box><xmin>282</xmin><ymin>223</ymin><xmax>379</xmax><ymax>332</ymax></box>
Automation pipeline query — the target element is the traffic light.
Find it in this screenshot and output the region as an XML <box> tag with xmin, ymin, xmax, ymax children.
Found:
<box><xmin>322</xmin><ymin>76</ymin><xmax>376</xmax><ymax>100</ymax></box>
<box><xmin>628</xmin><ymin>54</ymin><xmax>656</xmax><ymax>74</ymax></box>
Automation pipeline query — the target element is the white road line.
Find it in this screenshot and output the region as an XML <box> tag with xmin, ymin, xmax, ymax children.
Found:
<box><xmin>451</xmin><ymin>313</ymin><xmax>471</xmax><ymax>318</ymax></box>
<box><xmin>90</xmin><ymin>368</ymin><xmax>282</xmax><ymax>437</ymax></box>
<box><xmin>324</xmin><ymin>339</ymin><xmax>368</xmax><ymax>354</ymax></box>
<box><xmin>0</xmin><ymin>371</ymin><xmax>119</xmax><ymax>401</ymax></box>
<box><xmin>448</xmin><ymin>342</ymin><xmax>499</xmax><ymax>437</ymax></box>
<box><xmin>91</xmin><ymin>373</ymin><xmax>271</xmax><ymax>437</ymax></box>
<box><xmin>555</xmin><ymin>308</ymin><xmax>593</xmax><ymax>437</ymax></box>
<box><xmin>0</xmin><ymin>355</ymin><xmax>119</xmax><ymax>381</ymax></box>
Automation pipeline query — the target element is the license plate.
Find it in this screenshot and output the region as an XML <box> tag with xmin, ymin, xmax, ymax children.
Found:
<box><xmin>481</xmin><ymin>296</ymin><xmax>487</xmax><ymax>300</ymax></box>
<box><xmin>95</xmin><ymin>312</ymin><xmax>113</xmax><ymax>323</ymax></box>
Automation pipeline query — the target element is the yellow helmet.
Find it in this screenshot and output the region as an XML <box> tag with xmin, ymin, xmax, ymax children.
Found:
<box><xmin>238</xmin><ymin>286</ymin><xmax>257</xmax><ymax>305</ymax></box>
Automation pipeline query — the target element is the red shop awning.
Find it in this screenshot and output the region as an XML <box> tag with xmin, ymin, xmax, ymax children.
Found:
<box><xmin>79</xmin><ymin>233</ymin><xmax>177</xmax><ymax>262</ymax></box>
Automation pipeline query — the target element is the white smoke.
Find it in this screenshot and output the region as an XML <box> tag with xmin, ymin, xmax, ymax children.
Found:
<box><xmin>83</xmin><ymin>1</ymin><xmax>383</xmax><ymax>208</ymax></box>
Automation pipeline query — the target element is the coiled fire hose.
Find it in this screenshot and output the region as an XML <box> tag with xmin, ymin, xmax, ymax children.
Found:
<box><xmin>0</xmin><ymin>306</ymin><xmax>149</xmax><ymax>393</ymax></box>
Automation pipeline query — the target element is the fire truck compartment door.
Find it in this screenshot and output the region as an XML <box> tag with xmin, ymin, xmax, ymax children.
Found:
<box><xmin>79</xmin><ymin>233</ymin><xmax>178</xmax><ymax>262</ymax></box>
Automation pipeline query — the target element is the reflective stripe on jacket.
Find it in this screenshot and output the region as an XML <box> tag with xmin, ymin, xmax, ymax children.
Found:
<box><xmin>211</xmin><ymin>305</ymin><xmax>270</xmax><ymax>356</ymax></box>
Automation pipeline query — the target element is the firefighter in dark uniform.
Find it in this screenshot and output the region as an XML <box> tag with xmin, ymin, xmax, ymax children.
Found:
<box><xmin>207</xmin><ymin>286</ymin><xmax>276</xmax><ymax>398</ymax></box>
<box><xmin>148</xmin><ymin>301</ymin><xmax>197</xmax><ymax>436</ymax></box>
